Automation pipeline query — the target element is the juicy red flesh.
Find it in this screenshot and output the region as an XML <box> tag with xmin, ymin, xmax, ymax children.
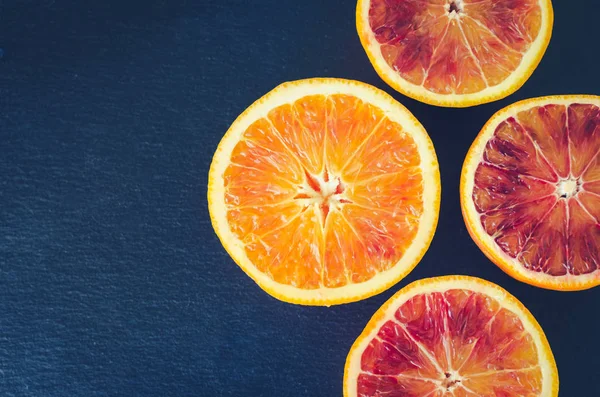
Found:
<box><xmin>473</xmin><ymin>103</ymin><xmax>600</xmax><ymax>276</ymax></box>
<box><xmin>357</xmin><ymin>289</ymin><xmax>541</xmax><ymax>397</ymax></box>
<box><xmin>367</xmin><ymin>0</ymin><xmax>541</xmax><ymax>94</ymax></box>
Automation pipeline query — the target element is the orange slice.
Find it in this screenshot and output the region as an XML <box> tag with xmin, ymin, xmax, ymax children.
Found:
<box><xmin>461</xmin><ymin>95</ymin><xmax>600</xmax><ymax>290</ymax></box>
<box><xmin>208</xmin><ymin>78</ymin><xmax>440</xmax><ymax>305</ymax></box>
<box><xmin>356</xmin><ymin>0</ymin><xmax>553</xmax><ymax>107</ymax></box>
<box><xmin>344</xmin><ymin>276</ymin><xmax>558</xmax><ymax>397</ymax></box>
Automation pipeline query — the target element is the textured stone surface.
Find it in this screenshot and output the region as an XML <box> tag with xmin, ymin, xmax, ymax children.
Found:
<box><xmin>0</xmin><ymin>0</ymin><xmax>598</xmax><ymax>395</ymax></box>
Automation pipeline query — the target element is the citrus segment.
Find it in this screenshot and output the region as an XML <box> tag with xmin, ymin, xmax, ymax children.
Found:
<box><xmin>481</xmin><ymin>117</ymin><xmax>557</xmax><ymax>182</ymax></box>
<box><xmin>424</xmin><ymin>18</ymin><xmax>489</xmax><ymax>96</ymax></box>
<box><xmin>357</xmin><ymin>374</ymin><xmax>439</xmax><ymax>397</ymax></box>
<box><xmin>349</xmin><ymin>169</ymin><xmax>423</xmax><ymax>215</ymax></box>
<box><xmin>325</xmin><ymin>95</ymin><xmax>385</xmax><ymax>174</ymax></box>
<box><xmin>208</xmin><ymin>79</ymin><xmax>440</xmax><ymax>305</ymax></box>
<box><xmin>520</xmin><ymin>200</ymin><xmax>568</xmax><ymax>276</ymax></box>
<box><xmin>459</xmin><ymin>16</ymin><xmax>522</xmax><ymax>87</ymax></box>
<box><xmin>344</xmin><ymin>276</ymin><xmax>558</xmax><ymax>397</ymax></box>
<box><xmin>461</xmin><ymin>96</ymin><xmax>600</xmax><ymax>290</ymax></box>
<box><xmin>463</xmin><ymin>0</ymin><xmax>542</xmax><ymax>52</ymax></box>
<box><xmin>462</xmin><ymin>368</ymin><xmax>544</xmax><ymax>397</ymax></box>
<box><xmin>323</xmin><ymin>210</ymin><xmax>369</xmax><ymax>287</ymax></box>
<box><xmin>568</xmin><ymin>104</ymin><xmax>600</xmax><ymax>177</ymax></box>
<box><xmin>473</xmin><ymin>163</ymin><xmax>556</xmax><ymax>212</ymax></box>
<box><xmin>479</xmin><ymin>195</ymin><xmax>556</xmax><ymax>258</ymax></box>
<box><xmin>356</xmin><ymin>0</ymin><xmax>553</xmax><ymax>107</ymax></box>
<box><xmin>342</xmin><ymin>118</ymin><xmax>421</xmax><ymax>182</ymax></box>
<box><xmin>567</xmin><ymin>199</ymin><xmax>600</xmax><ymax>275</ymax></box>
<box><xmin>395</xmin><ymin>292</ymin><xmax>450</xmax><ymax>370</ymax></box>
<box><xmin>584</xmin><ymin>180</ymin><xmax>600</xmax><ymax>194</ymax></box>
<box><xmin>515</xmin><ymin>105</ymin><xmax>570</xmax><ymax>178</ymax></box>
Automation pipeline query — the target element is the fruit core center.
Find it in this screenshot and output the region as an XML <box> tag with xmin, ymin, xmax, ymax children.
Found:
<box><xmin>294</xmin><ymin>168</ymin><xmax>352</xmax><ymax>224</ymax></box>
<box><xmin>556</xmin><ymin>177</ymin><xmax>580</xmax><ymax>199</ymax></box>
<box><xmin>447</xmin><ymin>0</ymin><xmax>463</xmax><ymax>14</ymax></box>
<box><xmin>442</xmin><ymin>372</ymin><xmax>461</xmax><ymax>390</ymax></box>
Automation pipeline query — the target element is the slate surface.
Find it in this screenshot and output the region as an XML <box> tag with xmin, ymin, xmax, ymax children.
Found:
<box><xmin>0</xmin><ymin>0</ymin><xmax>599</xmax><ymax>395</ymax></box>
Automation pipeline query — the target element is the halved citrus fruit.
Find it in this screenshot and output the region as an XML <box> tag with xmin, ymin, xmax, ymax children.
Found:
<box><xmin>356</xmin><ymin>0</ymin><xmax>553</xmax><ymax>107</ymax></box>
<box><xmin>461</xmin><ymin>95</ymin><xmax>600</xmax><ymax>291</ymax></box>
<box><xmin>208</xmin><ymin>78</ymin><xmax>440</xmax><ymax>305</ymax></box>
<box><xmin>344</xmin><ymin>275</ymin><xmax>558</xmax><ymax>397</ymax></box>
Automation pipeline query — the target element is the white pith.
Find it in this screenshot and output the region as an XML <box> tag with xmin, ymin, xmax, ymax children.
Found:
<box><xmin>555</xmin><ymin>177</ymin><xmax>578</xmax><ymax>198</ymax></box>
<box><xmin>296</xmin><ymin>171</ymin><xmax>348</xmax><ymax>208</ymax></box>
<box><xmin>445</xmin><ymin>0</ymin><xmax>464</xmax><ymax>17</ymax></box>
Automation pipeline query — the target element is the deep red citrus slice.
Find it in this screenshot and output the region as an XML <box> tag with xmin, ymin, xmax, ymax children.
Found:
<box><xmin>461</xmin><ymin>95</ymin><xmax>600</xmax><ymax>290</ymax></box>
<box><xmin>356</xmin><ymin>0</ymin><xmax>553</xmax><ymax>107</ymax></box>
<box><xmin>344</xmin><ymin>276</ymin><xmax>558</xmax><ymax>396</ymax></box>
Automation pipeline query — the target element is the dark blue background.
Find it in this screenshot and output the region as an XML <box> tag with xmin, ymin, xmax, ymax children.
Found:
<box><xmin>0</xmin><ymin>0</ymin><xmax>598</xmax><ymax>395</ymax></box>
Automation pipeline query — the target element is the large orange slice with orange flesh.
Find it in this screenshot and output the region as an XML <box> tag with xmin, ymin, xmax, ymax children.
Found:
<box><xmin>356</xmin><ymin>0</ymin><xmax>553</xmax><ymax>107</ymax></box>
<box><xmin>461</xmin><ymin>96</ymin><xmax>600</xmax><ymax>291</ymax></box>
<box><xmin>344</xmin><ymin>276</ymin><xmax>559</xmax><ymax>397</ymax></box>
<box><xmin>208</xmin><ymin>78</ymin><xmax>440</xmax><ymax>306</ymax></box>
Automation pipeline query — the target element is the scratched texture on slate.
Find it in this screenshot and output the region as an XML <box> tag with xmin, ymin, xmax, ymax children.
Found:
<box><xmin>0</xmin><ymin>0</ymin><xmax>599</xmax><ymax>396</ymax></box>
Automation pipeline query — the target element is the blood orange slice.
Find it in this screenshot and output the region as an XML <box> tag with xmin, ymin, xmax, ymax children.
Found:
<box><xmin>461</xmin><ymin>95</ymin><xmax>600</xmax><ymax>290</ymax></box>
<box><xmin>344</xmin><ymin>276</ymin><xmax>558</xmax><ymax>397</ymax></box>
<box><xmin>356</xmin><ymin>0</ymin><xmax>553</xmax><ymax>107</ymax></box>
<box><xmin>208</xmin><ymin>78</ymin><xmax>440</xmax><ymax>305</ymax></box>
